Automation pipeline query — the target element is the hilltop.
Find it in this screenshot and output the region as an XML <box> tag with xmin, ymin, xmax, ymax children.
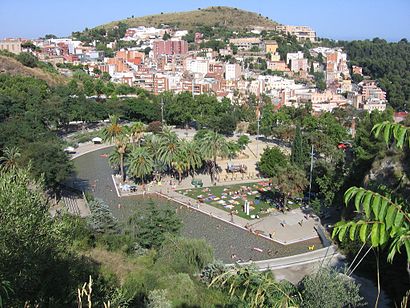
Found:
<box><xmin>0</xmin><ymin>55</ymin><xmax>66</xmax><ymax>86</ymax></box>
<box><xmin>98</xmin><ymin>6</ymin><xmax>278</xmax><ymax>31</ymax></box>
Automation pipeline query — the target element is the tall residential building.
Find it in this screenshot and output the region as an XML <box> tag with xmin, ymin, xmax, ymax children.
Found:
<box><xmin>225</xmin><ymin>63</ymin><xmax>241</xmax><ymax>81</ymax></box>
<box><xmin>153</xmin><ymin>39</ymin><xmax>188</xmax><ymax>59</ymax></box>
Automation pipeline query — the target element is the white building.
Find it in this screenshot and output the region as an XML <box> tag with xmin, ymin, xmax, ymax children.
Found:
<box><xmin>185</xmin><ymin>58</ymin><xmax>209</xmax><ymax>75</ymax></box>
<box><xmin>225</xmin><ymin>63</ymin><xmax>241</xmax><ymax>81</ymax></box>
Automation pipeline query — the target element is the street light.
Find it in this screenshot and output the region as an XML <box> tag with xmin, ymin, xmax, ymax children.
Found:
<box><xmin>161</xmin><ymin>97</ymin><xmax>164</xmax><ymax>125</ymax></box>
<box><xmin>308</xmin><ymin>144</ymin><xmax>314</xmax><ymax>204</ymax></box>
<box><xmin>256</xmin><ymin>100</ymin><xmax>262</xmax><ymax>158</ymax></box>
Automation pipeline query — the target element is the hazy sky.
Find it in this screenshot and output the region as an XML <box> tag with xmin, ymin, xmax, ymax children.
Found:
<box><xmin>1</xmin><ymin>0</ymin><xmax>409</xmax><ymax>41</ymax></box>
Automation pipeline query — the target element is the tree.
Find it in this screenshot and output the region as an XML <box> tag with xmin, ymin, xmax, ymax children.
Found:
<box><xmin>180</xmin><ymin>140</ymin><xmax>203</xmax><ymax>178</ymax></box>
<box><xmin>208</xmin><ymin>265</ymin><xmax>300</xmax><ymax>308</ymax></box>
<box><xmin>0</xmin><ymin>168</ymin><xmax>79</xmax><ymax>305</ymax></box>
<box><xmin>129</xmin><ymin>121</ymin><xmax>145</xmax><ymax>145</ymax></box>
<box><xmin>237</xmin><ymin>135</ymin><xmax>250</xmax><ymax>151</ymax></box>
<box><xmin>291</xmin><ymin>125</ymin><xmax>307</xmax><ymax>168</ymax></box>
<box><xmin>198</xmin><ymin>130</ymin><xmax>228</xmax><ymax>183</ymax></box>
<box><xmin>299</xmin><ymin>267</ymin><xmax>364</xmax><ymax>308</ymax></box>
<box><xmin>127</xmin><ymin>203</ymin><xmax>182</xmax><ymax>249</ymax></box>
<box><xmin>44</xmin><ymin>34</ymin><xmax>57</xmax><ymax>39</ymax></box>
<box><xmin>171</xmin><ymin>151</ymin><xmax>188</xmax><ymax>184</ymax></box>
<box><xmin>258</xmin><ymin>147</ymin><xmax>288</xmax><ymax>178</ymax></box>
<box><xmin>87</xmin><ymin>199</ymin><xmax>118</xmax><ymax>233</ymax></box>
<box><xmin>271</xmin><ymin>164</ymin><xmax>309</xmax><ymax>207</ymax></box>
<box><xmin>102</xmin><ymin>115</ymin><xmax>129</xmax><ymax>182</ymax></box>
<box><xmin>162</xmin><ymin>32</ymin><xmax>171</xmax><ymax>40</ymax></box>
<box><xmin>20</xmin><ymin>142</ymin><xmax>73</xmax><ymax>190</ymax></box>
<box><xmin>144</xmin><ymin>47</ymin><xmax>151</xmax><ymax>55</ymax></box>
<box><xmin>333</xmin><ymin>121</ymin><xmax>410</xmax><ymax>276</ymax></box>
<box><xmin>127</xmin><ymin>146</ymin><xmax>154</xmax><ymax>183</ymax></box>
<box><xmin>0</xmin><ymin>146</ymin><xmax>21</xmax><ymax>171</ymax></box>
<box><xmin>157</xmin><ymin>128</ymin><xmax>180</xmax><ymax>168</ymax></box>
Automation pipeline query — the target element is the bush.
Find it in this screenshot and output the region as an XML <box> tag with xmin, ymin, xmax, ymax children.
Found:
<box><xmin>299</xmin><ymin>267</ymin><xmax>365</xmax><ymax>308</ymax></box>
<box><xmin>147</xmin><ymin>121</ymin><xmax>163</xmax><ymax>134</ymax></box>
<box><xmin>16</xmin><ymin>52</ymin><xmax>38</xmax><ymax>68</ymax></box>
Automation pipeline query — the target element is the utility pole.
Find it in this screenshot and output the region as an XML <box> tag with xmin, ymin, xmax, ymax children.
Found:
<box><xmin>256</xmin><ymin>100</ymin><xmax>261</xmax><ymax>158</ymax></box>
<box><xmin>308</xmin><ymin>144</ymin><xmax>314</xmax><ymax>204</ymax></box>
<box><xmin>161</xmin><ymin>97</ymin><xmax>164</xmax><ymax>124</ymax></box>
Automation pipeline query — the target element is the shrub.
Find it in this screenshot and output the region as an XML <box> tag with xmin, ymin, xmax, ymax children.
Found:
<box><xmin>16</xmin><ymin>52</ymin><xmax>38</xmax><ymax>68</ymax></box>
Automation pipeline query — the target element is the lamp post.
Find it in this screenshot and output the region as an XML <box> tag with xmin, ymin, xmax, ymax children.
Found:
<box><xmin>161</xmin><ymin>98</ymin><xmax>164</xmax><ymax>125</ymax></box>
<box><xmin>256</xmin><ymin>100</ymin><xmax>262</xmax><ymax>158</ymax></box>
<box><xmin>308</xmin><ymin>144</ymin><xmax>314</xmax><ymax>204</ymax></box>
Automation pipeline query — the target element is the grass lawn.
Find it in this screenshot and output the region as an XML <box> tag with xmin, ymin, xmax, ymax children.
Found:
<box><xmin>177</xmin><ymin>181</ymin><xmax>302</xmax><ymax>220</ymax></box>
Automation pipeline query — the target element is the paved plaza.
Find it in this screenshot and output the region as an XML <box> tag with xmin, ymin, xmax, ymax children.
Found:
<box><xmin>71</xmin><ymin>133</ymin><xmax>321</xmax><ymax>246</ymax></box>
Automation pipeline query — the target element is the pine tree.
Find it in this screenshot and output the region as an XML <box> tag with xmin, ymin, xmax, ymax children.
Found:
<box><xmin>291</xmin><ymin>125</ymin><xmax>305</xmax><ymax>167</ymax></box>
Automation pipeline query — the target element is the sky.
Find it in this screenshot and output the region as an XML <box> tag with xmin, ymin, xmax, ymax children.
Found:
<box><xmin>1</xmin><ymin>0</ymin><xmax>409</xmax><ymax>41</ymax></box>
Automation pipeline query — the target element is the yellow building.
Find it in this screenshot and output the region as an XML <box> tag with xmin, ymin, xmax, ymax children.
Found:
<box><xmin>264</xmin><ymin>40</ymin><xmax>278</xmax><ymax>54</ymax></box>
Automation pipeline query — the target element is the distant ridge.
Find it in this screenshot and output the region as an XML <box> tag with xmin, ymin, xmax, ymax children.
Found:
<box><xmin>98</xmin><ymin>6</ymin><xmax>278</xmax><ymax>31</ymax></box>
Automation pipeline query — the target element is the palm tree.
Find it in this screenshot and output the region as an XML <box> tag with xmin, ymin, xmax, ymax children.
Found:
<box><xmin>172</xmin><ymin>151</ymin><xmax>188</xmax><ymax>184</ymax></box>
<box><xmin>198</xmin><ymin>131</ymin><xmax>228</xmax><ymax>183</ymax></box>
<box><xmin>127</xmin><ymin>146</ymin><xmax>154</xmax><ymax>184</ymax></box>
<box><xmin>0</xmin><ymin>146</ymin><xmax>21</xmax><ymax>171</ymax></box>
<box><xmin>157</xmin><ymin>128</ymin><xmax>180</xmax><ymax>168</ymax></box>
<box><xmin>209</xmin><ymin>265</ymin><xmax>300</xmax><ymax>307</ymax></box>
<box><xmin>129</xmin><ymin>121</ymin><xmax>145</xmax><ymax>146</ymax></box>
<box><xmin>271</xmin><ymin>164</ymin><xmax>308</xmax><ymax>208</ymax></box>
<box><xmin>180</xmin><ymin>140</ymin><xmax>203</xmax><ymax>178</ymax></box>
<box><xmin>102</xmin><ymin>115</ymin><xmax>129</xmax><ymax>182</ymax></box>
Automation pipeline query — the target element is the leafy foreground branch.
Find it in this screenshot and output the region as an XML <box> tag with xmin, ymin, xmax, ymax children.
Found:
<box><xmin>202</xmin><ymin>263</ymin><xmax>364</xmax><ymax>308</ymax></box>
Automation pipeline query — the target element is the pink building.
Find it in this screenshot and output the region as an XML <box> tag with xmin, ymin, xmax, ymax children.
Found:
<box><xmin>153</xmin><ymin>39</ymin><xmax>188</xmax><ymax>59</ymax></box>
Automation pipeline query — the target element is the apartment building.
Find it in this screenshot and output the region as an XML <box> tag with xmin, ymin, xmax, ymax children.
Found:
<box><xmin>361</xmin><ymin>80</ymin><xmax>386</xmax><ymax>101</ymax></box>
<box><xmin>286</xmin><ymin>51</ymin><xmax>308</xmax><ymax>72</ymax></box>
<box><xmin>229</xmin><ymin>37</ymin><xmax>262</xmax><ymax>50</ymax></box>
<box><xmin>225</xmin><ymin>63</ymin><xmax>241</xmax><ymax>81</ymax></box>
<box><xmin>275</xmin><ymin>25</ymin><xmax>316</xmax><ymax>42</ymax></box>
<box><xmin>153</xmin><ymin>39</ymin><xmax>188</xmax><ymax>59</ymax></box>
<box><xmin>185</xmin><ymin>58</ymin><xmax>209</xmax><ymax>75</ymax></box>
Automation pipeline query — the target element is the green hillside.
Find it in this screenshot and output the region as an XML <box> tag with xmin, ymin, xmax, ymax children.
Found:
<box><xmin>99</xmin><ymin>6</ymin><xmax>278</xmax><ymax>31</ymax></box>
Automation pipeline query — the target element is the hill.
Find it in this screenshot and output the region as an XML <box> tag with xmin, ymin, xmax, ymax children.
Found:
<box><xmin>0</xmin><ymin>55</ymin><xmax>66</xmax><ymax>86</ymax></box>
<box><xmin>99</xmin><ymin>6</ymin><xmax>278</xmax><ymax>31</ymax></box>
